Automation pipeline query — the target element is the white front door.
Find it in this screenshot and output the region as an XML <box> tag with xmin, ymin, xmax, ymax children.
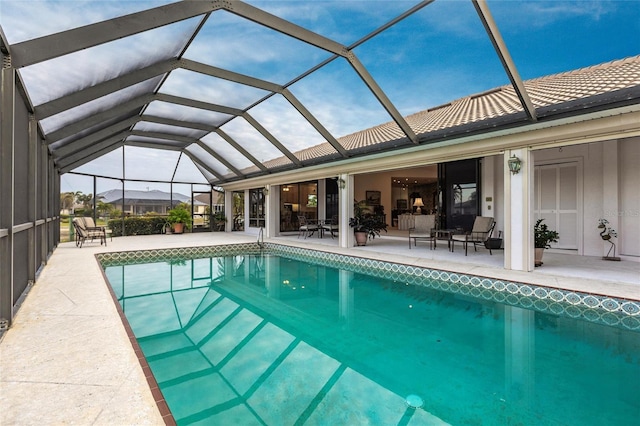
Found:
<box><xmin>534</xmin><ymin>162</ymin><xmax>580</xmax><ymax>250</ymax></box>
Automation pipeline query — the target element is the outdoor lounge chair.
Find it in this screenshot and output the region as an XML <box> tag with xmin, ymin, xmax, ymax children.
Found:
<box><xmin>72</xmin><ymin>217</ymin><xmax>107</xmax><ymax>248</ymax></box>
<box><xmin>451</xmin><ymin>216</ymin><xmax>495</xmax><ymax>255</ymax></box>
<box><xmin>322</xmin><ymin>215</ymin><xmax>339</xmax><ymax>239</ymax></box>
<box><xmin>409</xmin><ymin>214</ymin><xmax>436</xmax><ymax>249</ymax></box>
<box><xmin>297</xmin><ymin>215</ymin><xmax>318</xmax><ymax>239</ymax></box>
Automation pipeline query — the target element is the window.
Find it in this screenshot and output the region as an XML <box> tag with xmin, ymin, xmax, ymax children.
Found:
<box><xmin>439</xmin><ymin>158</ymin><xmax>480</xmax><ymax>231</ymax></box>
<box><xmin>279</xmin><ymin>181</ymin><xmax>318</xmax><ymax>232</ymax></box>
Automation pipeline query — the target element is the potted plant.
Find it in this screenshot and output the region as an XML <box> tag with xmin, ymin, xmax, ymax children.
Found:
<box><xmin>167</xmin><ymin>204</ymin><xmax>192</xmax><ymax>234</ymax></box>
<box><xmin>534</xmin><ymin>219</ymin><xmax>559</xmax><ymax>266</ymax></box>
<box><xmin>349</xmin><ymin>200</ymin><xmax>387</xmax><ymax>246</ymax></box>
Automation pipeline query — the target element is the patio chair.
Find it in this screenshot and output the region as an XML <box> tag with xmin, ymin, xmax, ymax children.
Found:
<box><xmin>72</xmin><ymin>217</ymin><xmax>107</xmax><ymax>248</ymax></box>
<box><xmin>409</xmin><ymin>214</ymin><xmax>436</xmax><ymax>249</ymax></box>
<box><xmin>322</xmin><ymin>215</ymin><xmax>339</xmax><ymax>239</ymax></box>
<box><xmin>297</xmin><ymin>215</ymin><xmax>318</xmax><ymax>239</ymax></box>
<box><xmin>451</xmin><ymin>216</ymin><xmax>495</xmax><ymax>255</ymax></box>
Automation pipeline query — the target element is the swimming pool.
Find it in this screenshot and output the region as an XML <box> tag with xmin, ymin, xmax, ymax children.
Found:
<box><xmin>99</xmin><ymin>244</ymin><xmax>640</xmax><ymax>425</ymax></box>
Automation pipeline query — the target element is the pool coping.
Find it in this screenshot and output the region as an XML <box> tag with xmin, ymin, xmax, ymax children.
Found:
<box><xmin>97</xmin><ymin>263</ymin><xmax>177</xmax><ymax>426</ymax></box>
<box><xmin>97</xmin><ymin>242</ymin><xmax>640</xmax><ymax>326</ymax></box>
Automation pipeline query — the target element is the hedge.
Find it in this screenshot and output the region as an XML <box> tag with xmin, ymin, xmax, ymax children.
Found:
<box><xmin>108</xmin><ymin>216</ymin><xmax>168</xmax><ymax>237</ymax></box>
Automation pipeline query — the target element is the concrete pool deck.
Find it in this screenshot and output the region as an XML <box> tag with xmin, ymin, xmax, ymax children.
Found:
<box><xmin>1</xmin><ymin>232</ymin><xmax>638</xmax><ymax>424</ymax></box>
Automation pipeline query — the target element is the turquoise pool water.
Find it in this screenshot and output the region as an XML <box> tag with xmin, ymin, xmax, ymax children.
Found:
<box><xmin>103</xmin><ymin>251</ymin><xmax>640</xmax><ymax>425</ymax></box>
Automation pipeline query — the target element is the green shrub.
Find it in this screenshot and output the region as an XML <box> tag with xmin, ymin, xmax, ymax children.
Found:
<box><xmin>108</xmin><ymin>216</ymin><xmax>168</xmax><ymax>237</ymax></box>
<box><xmin>167</xmin><ymin>205</ymin><xmax>192</xmax><ymax>229</ymax></box>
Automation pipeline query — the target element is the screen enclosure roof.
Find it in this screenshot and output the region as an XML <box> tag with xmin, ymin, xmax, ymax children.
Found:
<box><xmin>1</xmin><ymin>0</ymin><xmax>639</xmax><ymax>186</ymax></box>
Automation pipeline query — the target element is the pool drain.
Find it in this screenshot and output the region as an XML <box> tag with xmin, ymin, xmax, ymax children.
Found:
<box><xmin>405</xmin><ymin>394</ymin><xmax>424</xmax><ymax>409</ymax></box>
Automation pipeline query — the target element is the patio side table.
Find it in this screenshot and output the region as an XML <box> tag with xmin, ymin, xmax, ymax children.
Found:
<box><xmin>433</xmin><ymin>229</ymin><xmax>455</xmax><ymax>251</ymax></box>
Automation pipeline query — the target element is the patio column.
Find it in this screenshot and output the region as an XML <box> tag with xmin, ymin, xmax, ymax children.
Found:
<box><xmin>317</xmin><ymin>179</ymin><xmax>326</xmax><ymax>222</ymax></box>
<box><xmin>264</xmin><ymin>184</ymin><xmax>277</xmax><ymax>238</ymax></box>
<box><xmin>338</xmin><ymin>173</ymin><xmax>352</xmax><ymax>248</ymax></box>
<box><xmin>224</xmin><ymin>190</ymin><xmax>233</xmax><ymax>232</ymax></box>
<box><xmin>601</xmin><ymin>140</ymin><xmax>619</xmax><ymax>257</ymax></box>
<box><xmin>504</xmin><ymin>148</ymin><xmax>534</xmax><ymax>271</ymax></box>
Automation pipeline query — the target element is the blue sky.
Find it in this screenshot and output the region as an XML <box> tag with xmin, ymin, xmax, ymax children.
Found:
<box><xmin>1</xmin><ymin>0</ymin><xmax>638</xmax><ymax>193</ymax></box>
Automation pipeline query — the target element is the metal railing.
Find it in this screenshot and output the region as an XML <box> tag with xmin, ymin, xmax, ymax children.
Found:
<box><xmin>257</xmin><ymin>227</ymin><xmax>264</xmax><ymax>249</ymax></box>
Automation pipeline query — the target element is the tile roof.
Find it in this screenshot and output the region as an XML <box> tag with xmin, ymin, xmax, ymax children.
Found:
<box><xmin>293</xmin><ymin>55</ymin><xmax>640</xmax><ymax>162</ymax></box>
<box><xmin>98</xmin><ymin>189</ymin><xmax>193</xmax><ymax>203</ymax></box>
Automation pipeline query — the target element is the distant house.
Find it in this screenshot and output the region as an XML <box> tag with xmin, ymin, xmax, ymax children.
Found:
<box><xmin>98</xmin><ymin>189</ymin><xmax>206</xmax><ymax>216</ymax></box>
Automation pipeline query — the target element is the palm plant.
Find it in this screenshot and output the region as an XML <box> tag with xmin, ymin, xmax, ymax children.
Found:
<box><xmin>60</xmin><ymin>192</ymin><xmax>76</xmax><ymax>211</ymax></box>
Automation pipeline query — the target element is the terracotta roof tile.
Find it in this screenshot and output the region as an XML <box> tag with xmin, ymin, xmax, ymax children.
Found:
<box><xmin>242</xmin><ymin>55</ymin><xmax>640</xmax><ymax>175</ymax></box>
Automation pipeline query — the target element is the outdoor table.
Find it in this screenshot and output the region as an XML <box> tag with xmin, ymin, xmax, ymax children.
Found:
<box><xmin>433</xmin><ymin>229</ymin><xmax>456</xmax><ymax>251</ymax></box>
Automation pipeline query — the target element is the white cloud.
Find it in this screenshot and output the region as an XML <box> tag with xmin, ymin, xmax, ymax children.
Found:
<box><xmin>491</xmin><ymin>0</ymin><xmax>616</xmax><ymax>29</ymax></box>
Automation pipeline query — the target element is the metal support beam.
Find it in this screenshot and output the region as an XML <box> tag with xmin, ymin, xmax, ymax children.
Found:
<box><xmin>28</xmin><ymin>115</ymin><xmax>37</xmax><ymax>284</ymax></box>
<box><xmin>281</xmin><ymin>89</ymin><xmax>349</xmax><ymax>157</ymax></box>
<box><xmin>57</xmin><ymin>140</ymin><xmax>123</xmax><ymax>172</ymax></box>
<box><xmin>51</xmin><ymin>118</ymin><xmax>138</xmax><ymax>159</ymax></box>
<box><xmin>227</xmin><ymin>1</ymin><xmax>345</xmax><ymax>56</ymax></box>
<box><xmin>346</xmin><ymin>53</ymin><xmax>418</xmax><ymax>144</ymax></box>
<box><xmin>125</xmin><ymin>140</ymin><xmax>188</xmax><ymax>151</ymax></box>
<box><xmin>54</xmin><ymin>131</ymin><xmax>130</xmax><ymax>164</ymax></box>
<box><xmin>473</xmin><ymin>0</ymin><xmax>537</xmax><ymax>121</ymax></box>
<box><xmin>242</xmin><ymin>113</ymin><xmax>301</xmax><ymax>166</ymax></box>
<box><xmin>0</xmin><ymin>52</ymin><xmax>15</xmax><ymax>325</ymax></box>
<box><xmin>129</xmin><ymin>130</ymin><xmax>197</xmax><ymax>146</ymax></box>
<box><xmin>180</xmin><ymin>58</ymin><xmax>281</xmax><ymax>93</ymax></box>
<box><xmin>39</xmin><ymin>139</ymin><xmax>48</xmax><ymax>265</ymax></box>
<box><xmin>46</xmin><ymin>94</ymin><xmax>153</xmax><ymax>142</ymax></box>
<box><xmin>10</xmin><ymin>1</ymin><xmax>220</xmax><ymax>68</ymax></box>
<box><xmin>35</xmin><ymin>58</ymin><xmax>178</xmax><ymax>119</ymax></box>
<box><xmin>194</xmin><ymin>141</ymin><xmax>244</xmax><ymax>178</ymax></box>
<box><xmin>215</xmin><ymin>128</ymin><xmax>269</xmax><ymax>173</ymax></box>
<box><xmin>141</xmin><ymin>115</ymin><xmax>217</xmax><ymax>133</ymax></box>
<box><xmin>183</xmin><ymin>150</ymin><xmax>223</xmax><ymax>182</ymax></box>
<box><xmin>155</xmin><ymin>93</ymin><xmax>244</xmax><ymax>116</ymax></box>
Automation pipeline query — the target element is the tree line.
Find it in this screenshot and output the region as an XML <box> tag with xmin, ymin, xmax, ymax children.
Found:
<box><xmin>59</xmin><ymin>191</ymin><xmax>121</xmax><ymax>217</ymax></box>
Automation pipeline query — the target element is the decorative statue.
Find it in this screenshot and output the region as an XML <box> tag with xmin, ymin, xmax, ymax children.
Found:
<box><xmin>597</xmin><ymin>218</ymin><xmax>620</xmax><ymax>261</ymax></box>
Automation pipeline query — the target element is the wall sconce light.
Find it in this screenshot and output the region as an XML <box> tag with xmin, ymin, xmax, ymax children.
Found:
<box><xmin>337</xmin><ymin>178</ymin><xmax>346</xmax><ymax>189</ymax></box>
<box><xmin>282</xmin><ymin>185</ymin><xmax>290</xmax><ymax>192</ymax></box>
<box><xmin>262</xmin><ymin>187</ymin><xmax>269</xmax><ymax>196</ymax></box>
<box><xmin>508</xmin><ymin>155</ymin><xmax>522</xmax><ymax>175</ymax></box>
<box><xmin>413</xmin><ymin>197</ymin><xmax>424</xmax><ymax>214</ymax></box>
